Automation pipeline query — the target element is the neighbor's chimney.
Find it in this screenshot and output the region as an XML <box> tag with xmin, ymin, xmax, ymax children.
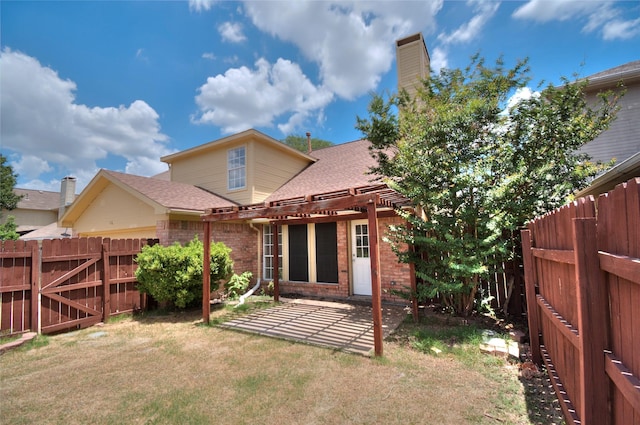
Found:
<box><xmin>58</xmin><ymin>176</ymin><xmax>77</xmax><ymax>220</ymax></box>
<box><xmin>306</xmin><ymin>132</ymin><xmax>312</xmax><ymax>154</ymax></box>
<box><xmin>395</xmin><ymin>32</ymin><xmax>430</xmax><ymax>99</ymax></box>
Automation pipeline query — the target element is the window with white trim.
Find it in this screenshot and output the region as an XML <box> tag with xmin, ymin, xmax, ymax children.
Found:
<box><xmin>227</xmin><ymin>146</ymin><xmax>246</xmax><ymax>190</ymax></box>
<box><xmin>263</xmin><ymin>224</ymin><xmax>282</xmax><ymax>280</ymax></box>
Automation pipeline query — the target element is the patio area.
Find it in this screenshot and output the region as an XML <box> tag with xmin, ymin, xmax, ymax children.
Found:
<box><xmin>219</xmin><ymin>298</ymin><xmax>409</xmax><ymax>355</ymax></box>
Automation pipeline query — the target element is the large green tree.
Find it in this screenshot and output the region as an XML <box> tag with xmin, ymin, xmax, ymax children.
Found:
<box><xmin>282</xmin><ymin>134</ymin><xmax>333</xmax><ymax>152</ymax></box>
<box><xmin>0</xmin><ymin>154</ymin><xmax>23</xmax><ymax>240</ymax></box>
<box><xmin>356</xmin><ymin>56</ymin><xmax>619</xmax><ymax>316</ymax></box>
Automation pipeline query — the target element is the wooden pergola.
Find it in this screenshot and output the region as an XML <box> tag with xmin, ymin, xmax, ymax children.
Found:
<box><xmin>201</xmin><ymin>185</ymin><xmax>417</xmax><ymax>356</ymax></box>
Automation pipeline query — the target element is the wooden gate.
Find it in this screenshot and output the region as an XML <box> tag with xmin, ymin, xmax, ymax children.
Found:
<box><xmin>1</xmin><ymin>237</ymin><xmax>155</xmax><ymax>336</ymax></box>
<box><xmin>40</xmin><ymin>238</ymin><xmax>105</xmax><ymax>334</ymax></box>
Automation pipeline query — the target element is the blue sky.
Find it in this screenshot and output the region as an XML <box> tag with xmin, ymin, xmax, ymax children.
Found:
<box><xmin>1</xmin><ymin>0</ymin><xmax>639</xmax><ymax>192</ymax></box>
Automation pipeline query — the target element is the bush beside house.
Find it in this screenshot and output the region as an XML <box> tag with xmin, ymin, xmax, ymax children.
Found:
<box><xmin>135</xmin><ymin>237</ymin><xmax>233</xmax><ymax>308</ymax></box>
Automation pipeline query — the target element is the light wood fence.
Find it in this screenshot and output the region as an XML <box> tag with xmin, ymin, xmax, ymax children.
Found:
<box><xmin>522</xmin><ymin>177</ymin><xmax>640</xmax><ymax>425</ymax></box>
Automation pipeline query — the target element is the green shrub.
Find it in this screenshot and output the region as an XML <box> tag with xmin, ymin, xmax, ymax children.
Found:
<box><xmin>135</xmin><ymin>236</ymin><xmax>233</xmax><ymax>308</ymax></box>
<box><xmin>224</xmin><ymin>271</ymin><xmax>252</xmax><ymax>300</ymax></box>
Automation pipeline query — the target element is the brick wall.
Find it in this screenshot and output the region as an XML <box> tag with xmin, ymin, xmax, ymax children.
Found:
<box><xmin>155</xmin><ymin>216</ymin><xmax>412</xmax><ymax>304</ymax></box>
<box><xmin>156</xmin><ymin>219</ymin><xmax>259</xmax><ymax>278</ymax></box>
<box><xmin>378</xmin><ymin>216</ymin><xmax>412</xmax><ymax>303</ymax></box>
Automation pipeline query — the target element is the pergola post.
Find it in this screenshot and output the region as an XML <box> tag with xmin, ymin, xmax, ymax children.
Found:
<box><xmin>367</xmin><ymin>201</ymin><xmax>383</xmax><ymax>356</ymax></box>
<box><xmin>202</xmin><ymin>221</ymin><xmax>211</xmax><ymax>324</ymax></box>
<box><xmin>407</xmin><ymin>220</ymin><xmax>419</xmax><ymax>322</ymax></box>
<box><xmin>272</xmin><ymin>223</ymin><xmax>280</xmax><ymax>302</ymax></box>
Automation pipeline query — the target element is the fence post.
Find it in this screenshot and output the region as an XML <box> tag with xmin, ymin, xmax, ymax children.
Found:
<box><xmin>30</xmin><ymin>242</ymin><xmax>41</xmax><ymax>334</ymax></box>
<box><xmin>102</xmin><ymin>241</ymin><xmax>111</xmax><ymax>322</ymax></box>
<box><xmin>202</xmin><ymin>221</ymin><xmax>211</xmax><ymax>324</ymax></box>
<box><xmin>573</xmin><ymin>218</ymin><xmax>610</xmax><ymax>425</ymax></box>
<box><xmin>521</xmin><ymin>229</ymin><xmax>541</xmax><ymax>365</ymax></box>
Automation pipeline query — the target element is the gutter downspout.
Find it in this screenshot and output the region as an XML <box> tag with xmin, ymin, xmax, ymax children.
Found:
<box><xmin>236</xmin><ymin>222</ymin><xmax>262</xmax><ymax>307</ymax></box>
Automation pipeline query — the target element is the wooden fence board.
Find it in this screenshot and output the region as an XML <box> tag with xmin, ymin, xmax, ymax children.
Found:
<box><xmin>525</xmin><ymin>178</ymin><xmax>640</xmax><ymax>425</ymax></box>
<box><xmin>0</xmin><ymin>237</ymin><xmax>154</xmax><ymax>336</ymax></box>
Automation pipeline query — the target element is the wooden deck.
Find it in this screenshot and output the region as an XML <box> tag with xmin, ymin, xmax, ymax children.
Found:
<box><xmin>219</xmin><ymin>298</ymin><xmax>408</xmax><ymax>355</ymax></box>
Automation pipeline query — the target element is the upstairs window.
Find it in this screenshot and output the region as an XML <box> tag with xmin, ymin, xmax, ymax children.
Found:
<box><xmin>227</xmin><ymin>146</ymin><xmax>246</xmax><ymax>190</ymax></box>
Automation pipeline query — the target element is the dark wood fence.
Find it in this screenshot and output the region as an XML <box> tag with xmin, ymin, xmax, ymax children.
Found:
<box><xmin>1</xmin><ymin>237</ymin><xmax>156</xmax><ymax>336</ymax></box>
<box><xmin>522</xmin><ymin>177</ymin><xmax>640</xmax><ymax>425</ymax></box>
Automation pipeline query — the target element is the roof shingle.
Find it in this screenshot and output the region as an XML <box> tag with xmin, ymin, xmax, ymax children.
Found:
<box><xmin>104</xmin><ymin>170</ymin><xmax>236</xmax><ymax>211</ymax></box>
<box><xmin>266</xmin><ymin>139</ymin><xmax>381</xmax><ymax>202</ymax></box>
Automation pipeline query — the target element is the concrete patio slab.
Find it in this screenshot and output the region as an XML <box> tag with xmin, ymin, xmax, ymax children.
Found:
<box><xmin>219</xmin><ymin>298</ymin><xmax>409</xmax><ymax>356</ymax></box>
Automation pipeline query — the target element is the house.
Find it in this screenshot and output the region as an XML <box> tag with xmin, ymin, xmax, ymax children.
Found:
<box><xmin>60</xmin><ymin>130</ymin><xmax>413</xmax><ymax>303</ymax></box>
<box><xmin>578</xmin><ymin>60</ymin><xmax>640</xmax><ymax>165</ymax></box>
<box><xmin>59</xmin><ymin>33</ymin><xmax>429</xmax><ymax>304</ymax></box>
<box><xmin>0</xmin><ymin>176</ymin><xmax>77</xmax><ymax>240</ymax></box>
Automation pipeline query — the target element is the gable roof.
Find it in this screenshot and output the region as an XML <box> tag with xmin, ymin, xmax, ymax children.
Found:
<box><xmin>103</xmin><ymin>170</ymin><xmax>236</xmax><ymax>211</ymax></box>
<box><xmin>160</xmin><ymin>128</ymin><xmax>316</xmax><ymax>164</ymax></box>
<box><xmin>266</xmin><ymin>139</ymin><xmax>381</xmax><ymax>202</ymax></box>
<box><xmin>13</xmin><ymin>188</ymin><xmax>60</xmax><ymax>211</ymax></box>
<box><xmin>61</xmin><ymin>169</ymin><xmax>237</xmax><ymax>226</ymax></box>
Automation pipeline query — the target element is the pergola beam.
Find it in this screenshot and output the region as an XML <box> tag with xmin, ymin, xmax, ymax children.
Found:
<box><xmin>202</xmin><ymin>193</ymin><xmax>386</xmax><ymax>222</ymax></box>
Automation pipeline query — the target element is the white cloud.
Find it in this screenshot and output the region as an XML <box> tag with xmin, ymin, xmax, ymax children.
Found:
<box><xmin>601</xmin><ymin>17</ymin><xmax>640</xmax><ymax>40</ymax></box>
<box><xmin>438</xmin><ymin>0</ymin><xmax>500</xmax><ymax>45</ymax></box>
<box><xmin>513</xmin><ymin>0</ymin><xmax>639</xmax><ymax>40</ymax></box>
<box><xmin>513</xmin><ymin>0</ymin><xmax>601</xmax><ymax>22</ymax></box>
<box><xmin>194</xmin><ymin>1</ymin><xmax>443</xmax><ymax>135</ymax></box>
<box><xmin>242</xmin><ymin>1</ymin><xmax>443</xmax><ymax>100</ymax></box>
<box><xmin>218</xmin><ymin>22</ymin><xmax>246</xmax><ymax>43</ymax></box>
<box><xmin>430</xmin><ymin>47</ymin><xmax>449</xmax><ymax>73</ymax></box>
<box><xmin>11</xmin><ymin>155</ymin><xmax>53</xmax><ymax>181</ymax></box>
<box><xmin>189</xmin><ymin>0</ymin><xmax>215</xmax><ymax>13</ymax></box>
<box><xmin>432</xmin><ymin>0</ymin><xmax>500</xmax><ymax>74</ymax></box>
<box><xmin>192</xmin><ymin>57</ymin><xmax>334</xmax><ymax>134</ymax></box>
<box><xmin>0</xmin><ymin>48</ymin><xmax>172</xmax><ymax>190</ymax></box>
<box><xmin>202</xmin><ymin>52</ymin><xmax>216</xmax><ymax>60</ymax></box>
<box><xmin>506</xmin><ymin>87</ymin><xmax>539</xmax><ymax>110</ymax></box>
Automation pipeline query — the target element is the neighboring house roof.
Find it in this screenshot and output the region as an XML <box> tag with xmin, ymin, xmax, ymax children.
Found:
<box><xmin>266</xmin><ymin>139</ymin><xmax>381</xmax><ymax>202</ymax></box>
<box><xmin>583</xmin><ymin>60</ymin><xmax>640</xmax><ymax>91</ymax></box>
<box><xmin>20</xmin><ymin>222</ymin><xmax>73</xmax><ymax>241</ymax></box>
<box><xmin>576</xmin><ymin>152</ymin><xmax>640</xmax><ymax>198</ymax></box>
<box><xmin>13</xmin><ymin>188</ymin><xmax>59</xmax><ymax>211</ymax></box>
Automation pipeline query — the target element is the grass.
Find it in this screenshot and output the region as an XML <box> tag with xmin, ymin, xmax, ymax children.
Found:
<box><xmin>0</xmin><ymin>300</ymin><xmax>565</xmax><ymax>425</ymax></box>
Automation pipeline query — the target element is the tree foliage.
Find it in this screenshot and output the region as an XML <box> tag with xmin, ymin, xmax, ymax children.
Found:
<box><xmin>135</xmin><ymin>237</ymin><xmax>233</xmax><ymax>309</ymax></box>
<box><xmin>282</xmin><ymin>134</ymin><xmax>333</xmax><ymax>152</ymax></box>
<box><xmin>1</xmin><ymin>154</ymin><xmax>23</xmax><ymax>240</ymax></box>
<box><xmin>0</xmin><ymin>216</ymin><xmax>20</xmax><ymax>241</ymax></box>
<box><xmin>356</xmin><ymin>55</ymin><xmax>619</xmax><ymax>316</ymax></box>
<box><xmin>1</xmin><ymin>154</ymin><xmax>22</xmax><ymax>211</ymax></box>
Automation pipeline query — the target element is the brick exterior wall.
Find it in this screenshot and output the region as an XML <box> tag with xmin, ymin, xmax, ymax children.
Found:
<box><xmin>378</xmin><ymin>216</ymin><xmax>412</xmax><ymax>303</ymax></box>
<box><xmin>156</xmin><ymin>219</ymin><xmax>259</xmax><ymax>278</ymax></box>
<box><xmin>155</xmin><ymin>216</ymin><xmax>412</xmax><ymax>304</ymax></box>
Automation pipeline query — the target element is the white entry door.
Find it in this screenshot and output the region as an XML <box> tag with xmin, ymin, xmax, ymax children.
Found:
<box><xmin>352</xmin><ymin>220</ymin><xmax>372</xmax><ymax>295</ymax></box>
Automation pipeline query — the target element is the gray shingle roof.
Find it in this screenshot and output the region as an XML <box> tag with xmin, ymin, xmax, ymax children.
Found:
<box><xmin>266</xmin><ymin>139</ymin><xmax>382</xmax><ymax>202</ymax></box>
<box><xmin>104</xmin><ymin>170</ymin><xmax>237</xmax><ymax>211</ymax></box>
<box><xmin>14</xmin><ymin>188</ymin><xmax>60</xmax><ymax>211</ymax></box>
